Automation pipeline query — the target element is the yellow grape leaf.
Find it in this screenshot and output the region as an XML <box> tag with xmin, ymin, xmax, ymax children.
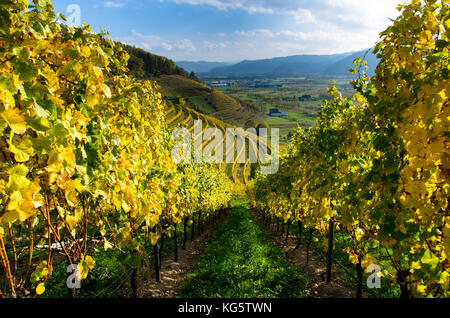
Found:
<box><xmin>65</xmin><ymin>214</ymin><xmax>79</xmax><ymax>230</ymax></box>
<box><xmin>41</xmin><ymin>266</ymin><xmax>50</xmax><ymax>277</ymax></box>
<box><xmin>8</xmin><ymin>164</ymin><xmax>30</xmax><ymax>189</ymax></box>
<box><xmin>444</xmin><ymin>227</ymin><xmax>450</xmax><ymax>260</ymax></box>
<box><xmin>416</xmin><ymin>284</ymin><xmax>426</xmax><ymax>294</ymax></box>
<box><xmin>386</xmin><ymin>76</ymin><xmax>397</xmax><ymax>94</ymax></box>
<box><xmin>4</xmin><ymin>178</ymin><xmax>42</xmax><ymax>223</ymax></box>
<box><xmin>84</xmin><ymin>255</ymin><xmax>95</xmax><ymax>270</ymax></box>
<box><xmin>46</xmin><ymin>150</ymin><xmax>66</xmax><ymax>174</ymax></box>
<box><xmin>148</xmin><ymin>214</ymin><xmax>159</xmax><ymax>228</ymax></box>
<box><xmin>36</xmin><ymin>283</ymin><xmax>45</xmax><ymax>295</ymax></box>
<box><xmin>5</xmin><ymin>194</ymin><xmax>33</xmax><ymax>223</ymax></box>
<box><xmin>80</xmin><ymin>46</ymin><xmax>91</xmax><ymax>58</ymax></box>
<box><xmin>1</xmin><ymin>108</ymin><xmax>27</xmax><ymax>134</ymax></box>
<box><xmin>411</xmin><ymin>261</ymin><xmax>421</xmax><ymax>271</ymax></box>
<box><xmin>65</xmin><ymin>189</ymin><xmax>78</xmax><ymax>207</ymax></box>
<box><xmin>104</xmin><ymin>239</ymin><xmax>113</xmax><ymax>251</ymax></box>
<box><xmin>113</xmin><ymin>196</ymin><xmax>122</xmax><ymax>211</ymax></box>
<box><xmin>102</xmin><ymin>84</ymin><xmax>111</xmax><ymax>98</ymax></box>
<box><xmin>150</xmin><ymin>232</ymin><xmax>159</xmax><ymax>246</ymax></box>
<box><xmin>85</xmin><ymin>93</ymin><xmax>99</xmax><ymax>108</ymax></box>
<box><xmin>60</xmin><ymin>149</ymin><xmax>76</xmax><ymax>166</ymax></box>
<box><xmin>77</xmin><ymin>256</ymin><xmax>95</xmax><ymax>280</ymax></box>
<box><xmin>92</xmin><ymin>66</ymin><xmax>103</xmax><ymax>79</ymax></box>
<box><xmin>348</xmin><ymin>253</ymin><xmax>359</xmax><ymax>265</ymax></box>
<box><xmin>0</xmin><ymin>89</ymin><xmax>15</xmax><ymax>109</ymax></box>
<box><xmin>361</xmin><ymin>254</ymin><xmax>377</xmax><ymax>268</ymax></box>
<box><xmin>121</xmin><ymin>200</ymin><xmax>131</xmax><ymax>213</ymax></box>
<box><xmin>438</xmin><ymin>271</ymin><xmax>449</xmax><ymax>285</ymax></box>
<box><xmin>64</xmin><ymin>180</ymin><xmax>83</xmax><ymax>207</ymax></box>
<box><xmin>9</xmin><ymin>138</ymin><xmax>34</xmax><ymax>162</ymax></box>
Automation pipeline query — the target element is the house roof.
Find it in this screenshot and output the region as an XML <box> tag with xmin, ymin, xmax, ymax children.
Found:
<box><xmin>268</xmin><ymin>109</ymin><xmax>287</xmax><ymax>116</ymax></box>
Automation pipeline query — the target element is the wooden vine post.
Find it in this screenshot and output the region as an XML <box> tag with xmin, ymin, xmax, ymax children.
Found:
<box><xmin>174</xmin><ymin>224</ymin><xmax>178</xmax><ymax>262</ymax></box>
<box><xmin>325</xmin><ymin>218</ymin><xmax>335</xmax><ymax>283</ymax></box>
<box><xmin>285</xmin><ymin>221</ymin><xmax>290</xmax><ymax>243</ymax></box>
<box><xmin>356</xmin><ymin>256</ymin><xmax>363</xmax><ymax>298</ymax></box>
<box><xmin>190</xmin><ymin>216</ymin><xmax>195</xmax><ymax>242</ymax></box>
<box><xmin>183</xmin><ymin>218</ymin><xmax>188</xmax><ymax>250</ymax></box>
<box><xmin>306</xmin><ymin>228</ymin><xmax>313</xmax><ymax>264</ymax></box>
<box><xmin>152</xmin><ymin>226</ymin><xmax>161</xmax><ymax>283</ymax></box>
<box><xmin>295</xmin><ymin>221</ymin><xmax>303</xmax><ymax>249</ymax></box>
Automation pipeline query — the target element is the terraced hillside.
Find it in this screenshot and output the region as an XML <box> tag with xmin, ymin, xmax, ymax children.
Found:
<box><xmin>157</xmin><ymin>75</ymin><xmax>266</xmax><ymax>128</ymax></box>
<box><xmin>164</xmin><ymin>100</ymin><xmax>273</xmax><ymax>186</ymax></box>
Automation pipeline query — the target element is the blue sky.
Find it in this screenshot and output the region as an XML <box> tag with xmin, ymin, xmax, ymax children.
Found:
<box><xmin>51</xmin><ymin>0</ymin><xmax>403</xmax><ymax>62</ymax></box>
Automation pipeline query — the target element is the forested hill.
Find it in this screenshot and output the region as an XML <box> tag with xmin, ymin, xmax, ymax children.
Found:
<box><xmin>120</xmin><ymin>43</ymin><xmax>201</xmax><ymax>82</ymax></box>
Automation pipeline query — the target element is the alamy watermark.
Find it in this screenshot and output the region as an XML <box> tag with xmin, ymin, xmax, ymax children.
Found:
<box><xmin>171</xmin><ymin>120</ymin><xmax>279</xmax><ymax>174</ymax></box>
<box><xmin>66</xmin><ymin>264</ymin><xmax>81</xmax><ymax>289</ymax></box>
<box><xmin>55</xmin><ymin>4</ymin><xmax>81</xmax><ymax>27</ymax></box>
<box><xmin>66</xmin><ymin>4</ymin><xmax>81</xmax><ymax>27</ymax></box>
<box><xmin>366</xmin><ymin>264</ymin><xmax>381</xmax><ymax>289</ymax></box>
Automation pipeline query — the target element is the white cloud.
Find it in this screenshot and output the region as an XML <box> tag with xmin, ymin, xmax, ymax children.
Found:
<box><xmin>203</xmin><ymin>41</ymin><xmax>228</xmax><ymax>50</ymax></box>
<box><xmin>103</xmin><ymin>1</ymin><xmax>127</xmax><ymax>8</ymax></box>
<box><xmin>161</xmin><ymin>0</ymin><xmax>400</xmax><ymax>29</ymax></box>
<box><xmin>114</xmin><ymin>30</ymin><xmax>196</xmax><ymax>53</ymax></box>
<box><xmin>160</xmin><ymin>0</ymin><xmax>317</xmax><ymax>23</ymax></box>
<box><xmin>292</xmin><ymin>8</ymin><xmax>316</xmax><ymax>24</ymax></box>
<box><xmin>233</xmin><ymin>29</ymin><xmax>274</xmax><ymax>37</ymax></box>
<box><xmin>322</xmin><ymin>0</ymin><xmax>404</xmax><ymax>30</ymax></box>
<box><xmin>229</xmin><ymin>26</ymin><xmax>384</xmax><ymax>56</ymax></box>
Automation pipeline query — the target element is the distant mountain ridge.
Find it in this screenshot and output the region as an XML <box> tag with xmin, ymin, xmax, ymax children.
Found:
<box><xmin>199</xmin><ymin>49</ymin><xmax>378</xmax><ymax>77</ymax></box>
<box><xmin>176</xmin><ymin>61</ymin><xmax>232</xmax><ymax>74</ymax></box>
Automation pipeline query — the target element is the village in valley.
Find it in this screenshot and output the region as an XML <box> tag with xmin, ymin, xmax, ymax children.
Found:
<box><xmin>200</xmin><ymin>76</ymin><xmax>354</xmax><ymax>143</ymax></box>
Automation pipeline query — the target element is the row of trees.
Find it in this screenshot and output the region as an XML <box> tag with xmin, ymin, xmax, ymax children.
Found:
<box><xmin>121</xmin><ymin>44</ymin><xmax>201</xmax><ymax>82</ymax></box>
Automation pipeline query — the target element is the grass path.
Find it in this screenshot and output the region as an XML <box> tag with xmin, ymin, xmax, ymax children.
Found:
<box><xmin>177</xmin><ymin>195</ymin><xmax>308</xmax><ymax>298</ymax></box>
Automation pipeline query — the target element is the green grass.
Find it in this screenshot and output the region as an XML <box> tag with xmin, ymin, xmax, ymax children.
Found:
<box><xmin>177</xmin><ymin>195</ymin><xmax>308</xmax><ymax>298</ymax></box>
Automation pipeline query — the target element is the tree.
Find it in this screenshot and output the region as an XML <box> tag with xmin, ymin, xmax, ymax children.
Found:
<box><xmin>127</xmin><ymin>55</ymin><xmax>145</xmax><ymax>78</ymax></box>
<box><xmin>189</xmin><ymin>71</ymin><xmax>201</xmax><ymax>83</ymax></box>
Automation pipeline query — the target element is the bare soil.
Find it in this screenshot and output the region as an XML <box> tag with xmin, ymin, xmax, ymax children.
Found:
<box><xmin>120</xmin><ymin>209</ymin><xmax>231</xmax><ymax>298</ymax></box>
